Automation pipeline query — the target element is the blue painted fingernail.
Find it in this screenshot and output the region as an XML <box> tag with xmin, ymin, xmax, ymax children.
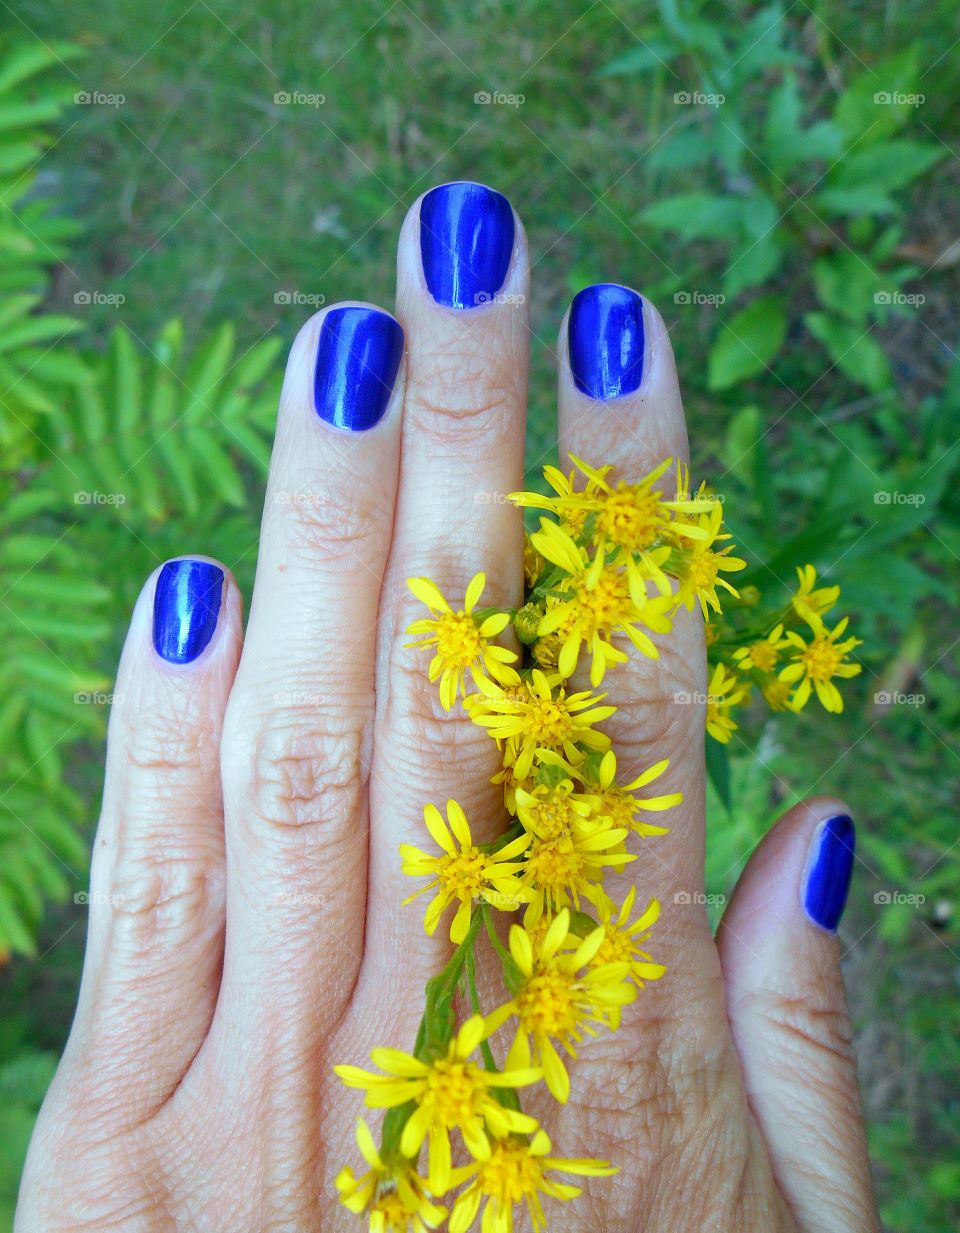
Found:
<box><xmin>153</xmin><ymin>560</ymin><xmax>224</xmax><ymax>664</ymax></box>
<box><xmin>568</xmin><ymin>283</ymin><xmax>645</xmax><ymax>400</ymax></box>
<box><xmin>419</xmin><ymin>182</ymin><xmax>515</xmax><ymax>309</ymax></box>
<box><xmin>803</xmin><ymin>815</ymin><xmax>855</xmax><ymax>932</ymax></box>
<box><xmin>313</xmin><ymin>306</ymin><xmax>404</xmax><ymax>431</ymax></box>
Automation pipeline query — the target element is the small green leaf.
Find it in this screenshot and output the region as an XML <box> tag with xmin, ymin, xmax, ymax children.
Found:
<box><xmin>804</xmin><ymin>311</ymin><xmax>892</xmax><ymax>392</ymax></box>
<box><xmin>707</xmin><ymin>298</ymin><xmax>786</xmax><ymax>389</ymax></box>
<box><xmin>705</xmin><ymin>737</ymin><xmax>731</xmax><ymax>811</ymax></box>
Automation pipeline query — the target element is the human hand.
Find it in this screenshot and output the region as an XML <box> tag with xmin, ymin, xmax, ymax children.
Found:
<box><xmin>16</xmin><ymin>182</ymin><xmax>878</xmax><ymax>1233</ymax></box>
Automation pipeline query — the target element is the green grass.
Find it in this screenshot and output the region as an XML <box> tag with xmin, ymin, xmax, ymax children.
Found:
<box><xmin>3</xmin><ymin>1</ymin><xmax>960</xmax><ymax>1228</ymax></box>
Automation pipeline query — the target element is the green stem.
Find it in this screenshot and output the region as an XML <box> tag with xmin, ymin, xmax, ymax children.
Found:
<box><xmin>482</xmin><ymin>901</ymin><xmax>514</xmax><ymax>971</ymax></box>
<box><xmin>464</xmin><ymin>942</ymin><xmax>497</xmax><ymax>1072</ymax></box>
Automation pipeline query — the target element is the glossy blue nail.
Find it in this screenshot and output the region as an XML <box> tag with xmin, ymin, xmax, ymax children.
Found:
<box><xmin>313</xmin><ymin>307</ymin><xmax>404</xmax><ymax>431</ymax></box>
<box><xmin>153</xmin><ymin>560</ymin><xmax>224</xmax><ymax>664</ymax></box>
<box><xmin>568</xmin><ymin>283</ymin><xmax>646</xmax><ymax>400</ymax></box>
<box><xmin>803</xmin><ymin>815</ymin><xmax>855</xmax><ymax>932</ymax></box>
<box><xmin>419</xmin><ymin>182</ymin><xmax>515</xmax><ymax>309</ymax></box>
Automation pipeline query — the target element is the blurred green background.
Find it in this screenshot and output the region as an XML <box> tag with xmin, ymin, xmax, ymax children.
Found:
<box><xmin>1</xmin><ymin>2</ymin><xmax>958</xmax><ymax>1228</ymax></box>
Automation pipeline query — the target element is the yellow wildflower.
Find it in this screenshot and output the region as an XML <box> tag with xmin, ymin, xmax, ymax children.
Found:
<box><xmin>514</xmin><ymin>778</ymin><xmax>603</xmax><ymax>840</ymax></box>
<box><xmin>792</xmin><ymin>564</ymin><xmax>840</xmax><ymax>625</ymax></box>
<box><xmin>732</xmin><ymin>622</ymin><xmax>790</xmax><ymax>672</ymax></box>
<box><xmin>447</xmin><ymin>1129</ymin><xmax>616</xmax><ymax>1233</ymax></box>
<box><xmin>524</xmin><ymin>536</ymin><xmax>546</xmax><ymax>588</ymax></box>
<box><xmin>593</xmin><ymin>749</ymin><xmax>680</xmax><ymax>836</ymax></box>
<box><xmin>520</xmin><ymin>811</ymin><xmax>636</xmax><ymax>926</ymax></box>
<box><xmin>673</xmin><ymin>502</ymin><xmax>747</xmax><ymax>618</ymax></box>
<box><xmin>407</xmin><ymin>573</ymin><xmax>518</xmax><ymax>711</ymax></box>
<box><xmin>335</xmin><ymin>1117</ymin><xmax>445</xmax><ymax>1232</ymax></box>
<box><xmin>591</xmin><ymin>889</ymin><xmax>666</xmax><ymax>1013</ymax></box>
<box><xmin>509</xmin><ymin>460</ymin><xmax>609</xmax><ymax>540</ymax></box>
<box><xmin>705</xmin><ymin>662</ymin><xmax>749</xmax><ymax>743</ymax></box>
<box><xmin>760</xmin><ymin>675</ymin><xmax>793</xmax><ymax>711</ymax></box>
<box><xmin>531</xmin><ymin>520</ymin><xmax>674</xmax><ymax>684</ymax></box>
<box><xmin>537</xmin><ymin>455</ymin><xmax>712</xmax><ymax>561</ymax></box>
<box><xmin>490</xmin><ymin>747</ymin><xmax>532</xmax><ymax>817</ymax></box>
<box><xmin>469</xmin><ymin>669</ymin><xmax>615</xmax><ymax>781</ymax></box>
<box><xmin>779</xmin><ymin>616</ymin><xmax>862</xmax><ymax>713</ymax></box>
<box><xmin>400</xmin><ymin>801</ymin><xmax>530</xmax><ymax>942</ymax></box>
<box><xmin>500</xmin><ymin>909</ymin><xmax>636</xmax><ymax>1101</ymax></box>
<box><xmin>334</xmin><ymin>1016</ymin><xmax>542</xmax><ymax>1194</ymax></box>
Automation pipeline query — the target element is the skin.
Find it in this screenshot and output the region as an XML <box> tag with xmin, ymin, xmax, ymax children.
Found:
<box><xmin>15</xmin><ymin>189</ymin><xmax>880</xmax><ymax>1233</ymax></box>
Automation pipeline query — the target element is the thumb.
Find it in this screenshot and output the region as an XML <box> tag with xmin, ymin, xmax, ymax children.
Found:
<box><xmin>717</xmin><ymin>797</ymin><xmax>879</xmax><ymax>1233</ymax></box>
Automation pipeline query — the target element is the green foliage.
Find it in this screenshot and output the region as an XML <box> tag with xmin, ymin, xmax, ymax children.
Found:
<box><xmin>0</xmin><ymin>312</ymin><xmax>281</xmax><ymax>955</ymax></box>
<box><xmin>0</xmin><ymin>1045</ymin><xmax>57</xmax><ymax>1226</ymax></box>
<box><xmin>0</xmin><ymin>42</ymin><xmax>283</xmax><ymax>960</ymax></box>
<box><xmin>616</xmin><ymin>6</ymin><xmax>941</xmax><ymax>395</ymax></box>
<box><xmin>0</xmin><ymin>39</ymin><xmax>85</xmax><ymax>467</ymax></box>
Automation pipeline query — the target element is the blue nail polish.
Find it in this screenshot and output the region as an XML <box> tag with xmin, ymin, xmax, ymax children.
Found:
<box><xmin>419</xmin><ymin>182</ymin><xmax>515</xmax><ymax>309</ymax></box>
<box><xmin>313</xmin><ymin>307</ymin><xmax>404</xmax><ymax>431</ymax></box>
<box><xmin>803</xmin><ymin>815</ymin><xmax>855</xmax><ymax>932</ymax></box>
<box><xmin>153</xmin><ymin>560</ymin><xmax>224</xmax><ymax>664</ymax></box>
<box><xmin>568</xmin><ymin>283</ymin><xmax>646</xmax><ymax>400</ymax></box>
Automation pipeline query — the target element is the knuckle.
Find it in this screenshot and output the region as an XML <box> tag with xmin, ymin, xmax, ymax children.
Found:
<box><xmin>755</xmin><ymin>987</ymin><xmax>856</xmax><ymax>1071</ymax></box>
<box><xmin>223</xmin><ymin>698</ymin><xmax>369</xmax><ymax>839</ymax></box>
<box><xmin>603</xmin><ymin>643</ymin><xmax>707</xmax><ymax>762</ymax></box>
<box><xmin>382</xmin><ymin>640</ymin><xmax>500</xmax><ymax>806</ymax></box>
<box><xmin>98</xmin><ymin>851</ymin><xmax>223</xmax><ymax>952</ymax></box>
<box><xmin>121</xmin><ymin>700</ymin><xmax>216</xmax><ymax>780</ymax></box>
<box><xmin>408</xmin><ymin>355</ymin><xmax>520</xmax><ymax>452</ymax></box>
<box><xmin>269</xmin><ymin>466</ymin><xmax>387</xmax><ymax>567</ymax></box>
<box><xmin>570</xmin><ymin>1027</ymin><xmax>741</xmax><ymax>1171</ymax></box>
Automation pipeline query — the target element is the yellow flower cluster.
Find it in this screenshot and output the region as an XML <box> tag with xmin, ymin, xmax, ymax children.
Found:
<box><xmin>332</xmin><ymin>456</ymin><xmax>861</xmax><ymax>1230</ymax></box>
<box><xmin>705</xmin><ymin>563</ymin><xmax>864</xmax><ymax>742</ymax></box>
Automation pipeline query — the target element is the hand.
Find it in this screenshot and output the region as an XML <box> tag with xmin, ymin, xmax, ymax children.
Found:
<box><xmin>16</xmin><ymin>181</ymin><xmax>879</xmax><ymax>1232</ymax></box>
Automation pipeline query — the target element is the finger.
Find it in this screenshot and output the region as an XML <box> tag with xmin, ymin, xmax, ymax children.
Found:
<box><xmin>64</xmin><ymin>557</ymin><xmax>240</xmax><ymax>1127</ymax></box>
<box><xmin>717</xmin><ymin>798</ymin><xmax>879</xmax><ymax>1233</ymax></box>
<box><xmin>556</xmin><ymin>284</ymin><xmax>712</xmax><ymax>982</ymax></box>
<box><xmin>355</xmin><ymin>182</ymin><xmax>528</xmax><ymax>1032</ymax></box>
<box><xmin>213</xmin><ymin>304</ymin><xmax>404</xmax><ymax>1050</ymax></box>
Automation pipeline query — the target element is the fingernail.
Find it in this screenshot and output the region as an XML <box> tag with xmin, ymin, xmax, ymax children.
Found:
<box><xmin>568</xmin><ymin>283</ymin><xmax>645</xmax><ymax>400</ymax></box>
<box><xmin>153</xmin><ymin>560</ymin><xmax>224</xmax><ymax>664</ymax></box>
<box><xmin>803</xmin><ymin>814</ymin><xmax>855</xmax><ymax>932</ymax></box>
<box><xmin>313</xmin><ymin>306</ymin><xmax>404</xmax><ymax>431</ymax></box>
<box><xmin>419</xmin><ymin>181</ymin><xmax>515</xmax><ymax>309</ymax></box>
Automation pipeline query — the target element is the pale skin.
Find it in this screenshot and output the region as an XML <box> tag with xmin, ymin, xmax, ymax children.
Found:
<box><xmin>16</xmin><ymin>188</ymin><xmax>880</xmax><ymax>1232</ymax></box>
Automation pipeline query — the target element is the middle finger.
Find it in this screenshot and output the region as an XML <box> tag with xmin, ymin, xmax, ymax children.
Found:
<box><xmin>354</xmin><ymin>182</ymin><xmax>529</xmax><ymax>1039</ymax></box>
